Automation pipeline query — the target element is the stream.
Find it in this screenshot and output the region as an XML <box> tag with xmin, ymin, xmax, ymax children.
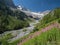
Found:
<box><xmin>0</xmin><ymin>20</ymin><xmax>39</xmax><ymax>43</ymax></box>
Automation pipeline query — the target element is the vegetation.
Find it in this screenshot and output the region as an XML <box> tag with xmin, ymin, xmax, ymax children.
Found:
<box><xmin>22</xmin><ymin>28</ymin><xmax>60</xmax><ymax>45</ymax></box>
<box><xmin>23</xmin><ymin>29</ymin><xmax>27</xmax><ymax>32</ymax></box>
<box><xmin>41</xmin><ymin>8</ymin><xmax>60</xmax><ymax>24</ymax></box>
<box><xmin>0</xmin><ymin>0</ymin><xmax>30</xmax><ymax>34</ymax></box>
<box><xmin>0</xmin><ymin>33</ymin><xmax>13</xmax><ymax>45</ymax></box>
<box><xmin>29</xmin><ymin>8</ymin><xmax>60</xmax><ymax>45</ymax></box>
<box><xmin>0</xmin><ymin>0</ymin><xmax>60</xmax><ymax>45</ymax></box>
<box><xmin>9</xmin><ymin>8</ymin><xmax>60</xmax><ymax>45</ymax></box>
<box><xmin>34</xmin><ymin>8</ymin><xmax>60</xmax><ymax>31</ymax></box>
<box><xmin>0</xmin><ymin>33</ymin><xmax>30</xmax><ymax>45</ymax></box>
<box><xmin>9</xmin><ymin>34</ymin><xmax>29</xmax><ymax>45</ymax></box>
<box><xmin>58</xmin><ymin>18</ymin><xmax>60</xmax><ymax>23</ymax></box>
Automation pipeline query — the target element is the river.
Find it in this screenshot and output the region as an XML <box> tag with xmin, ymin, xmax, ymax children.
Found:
<box><xmin>0</xmin><ymin>20</ymin><xmax>39</xmax><ymax>43</ymax></box>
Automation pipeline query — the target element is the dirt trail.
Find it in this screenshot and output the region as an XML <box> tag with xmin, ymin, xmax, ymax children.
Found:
<box><xmin>18</xmin><ymin>22</ymin><xmax>60</xmax><ymax>45</ymax></box>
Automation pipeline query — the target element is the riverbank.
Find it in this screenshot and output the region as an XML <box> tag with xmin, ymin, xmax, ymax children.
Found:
<box><xmin>0</xmin><ymin>20</ymin><xmax>39</xmax><ymax>43</ymax></box>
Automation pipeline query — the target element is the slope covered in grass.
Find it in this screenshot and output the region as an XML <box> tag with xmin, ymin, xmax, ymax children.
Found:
<box><xmin>22</xmin><ymin>28</ymin><xmax>60</xmax><ymax>45</ymax></box>
<box><xmin>22</xmin><ymin>8</ymin><xmax>60</xmax><ymax>45</ymax></box>
<box><xmin>34</xmin><ymin>8</ymin><xmax>60</xmax><ymax>31</ymax></box>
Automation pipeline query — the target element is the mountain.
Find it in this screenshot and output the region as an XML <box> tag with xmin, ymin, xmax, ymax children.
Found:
<box><xmin>17</xmin><ymin>5</ymin><xmax>29</xmax><ymax>11</ymax></box>
<box><xmin>17</xmin><ymin>5</ymin><xmax>50</xmax><ymax>19</ymax></box>
<box><xmin>0</xmin><ymin>0</ymin><xmax>50</xmax><ymax>34</ymax></box>
<box><xmin>21</xmin><ymin>10</ymin><xmax>50</xmax><ymax>19</ymax></box>
<box><xmin>0</xmin><ymin>0</ymin><xmax>30</xmax><ymax>34</ymax></box>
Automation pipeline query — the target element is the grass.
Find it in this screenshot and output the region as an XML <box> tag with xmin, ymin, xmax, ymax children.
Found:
<box><xmin>0</xmin><ymin>33</ymin><xmax>13</xmax><ymax>45</ymax></box>
<box><xmin>34</xmin><ymin>18</ymin><xmax>60</xmax><ymax>31</ymax></box>
<box><xmin>22</xmin><ymin>28</ymin><xmax>60</xmax><ymax>45</ymax></box>
<box><xmin>0</xmin><ymin>19</ymin><xmax>60</xmax><ymax>45</ymax></box>
<box><xmin>58</xmin><ymin>18</ymin><xmax>60</xmax><ymax>23</ymax></box>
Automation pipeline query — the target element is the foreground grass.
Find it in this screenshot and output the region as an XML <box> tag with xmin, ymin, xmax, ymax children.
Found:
<box><xmin>22</xmin><ymin>28</ymin><xmax>60</xmax><ymax>45</ymax></box>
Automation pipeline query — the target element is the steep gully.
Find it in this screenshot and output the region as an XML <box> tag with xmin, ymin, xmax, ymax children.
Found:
<box><xmin>18</xmin><ymin>22</ymin><xmax>60</xmax><ymax>45</ymax></box>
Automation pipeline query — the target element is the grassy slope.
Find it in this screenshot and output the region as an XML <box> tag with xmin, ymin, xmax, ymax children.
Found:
<box><xmin>22</xmin><ymin>28</ymin><xmax>60</xmax><ymax>45</ymax></box>
<box><xmin>22</xmin><ymin>8</ymin><xmax>60</xmax><ymax>45</ymax></box>
<box><xmin>34</xmin><ymin>8</ymin><xmax>60</xmax><ymax>32</ymax></box>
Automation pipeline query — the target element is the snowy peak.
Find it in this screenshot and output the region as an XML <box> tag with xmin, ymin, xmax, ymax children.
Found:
<box><xmin>17</xmin><ymin>5</ymin><xmax>50</xmax><ymax>19</ymax></box>
<box><xmin>17</xmin><ymin>6</ymin><xmax>22</xmax><ymax>10</ymax></box>
<box><xmin>17</xmin><ymin>5</ymin><xmax>29</xmax><ymax>11</ymax></box>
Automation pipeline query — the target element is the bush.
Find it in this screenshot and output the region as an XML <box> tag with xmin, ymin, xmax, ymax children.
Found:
<box><xmin>58</xmin><ymin>19</ymin><xmax>60</xmax><ymax>23</ymax></box>
<box><xmin>23</xmin><ymin>29</ymin><xmax>27</xmax><ymax>32</ymax></box>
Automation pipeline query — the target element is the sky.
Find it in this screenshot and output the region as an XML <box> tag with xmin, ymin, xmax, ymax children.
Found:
<box><xmin>13</xmin><ymin>0</ymin><xmax>60</xmax><ymax>12</ymax></box>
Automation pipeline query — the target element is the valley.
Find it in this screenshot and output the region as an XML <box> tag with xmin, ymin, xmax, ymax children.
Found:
<box><xmin>0</xmin><ymin>20</ymin><xmax>39</xmax><ymax>42</ymax></box>
<box><xmin>0</xmin><ymin>0</ymin><xmax>60</xmax><ymax>45</ymax></box>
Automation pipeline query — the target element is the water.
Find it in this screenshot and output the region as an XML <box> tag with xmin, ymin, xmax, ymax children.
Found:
<box><xmin>0</xmin><ymin>20</ymin><xmax>39</xmax><ymax>42</ymax></box>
